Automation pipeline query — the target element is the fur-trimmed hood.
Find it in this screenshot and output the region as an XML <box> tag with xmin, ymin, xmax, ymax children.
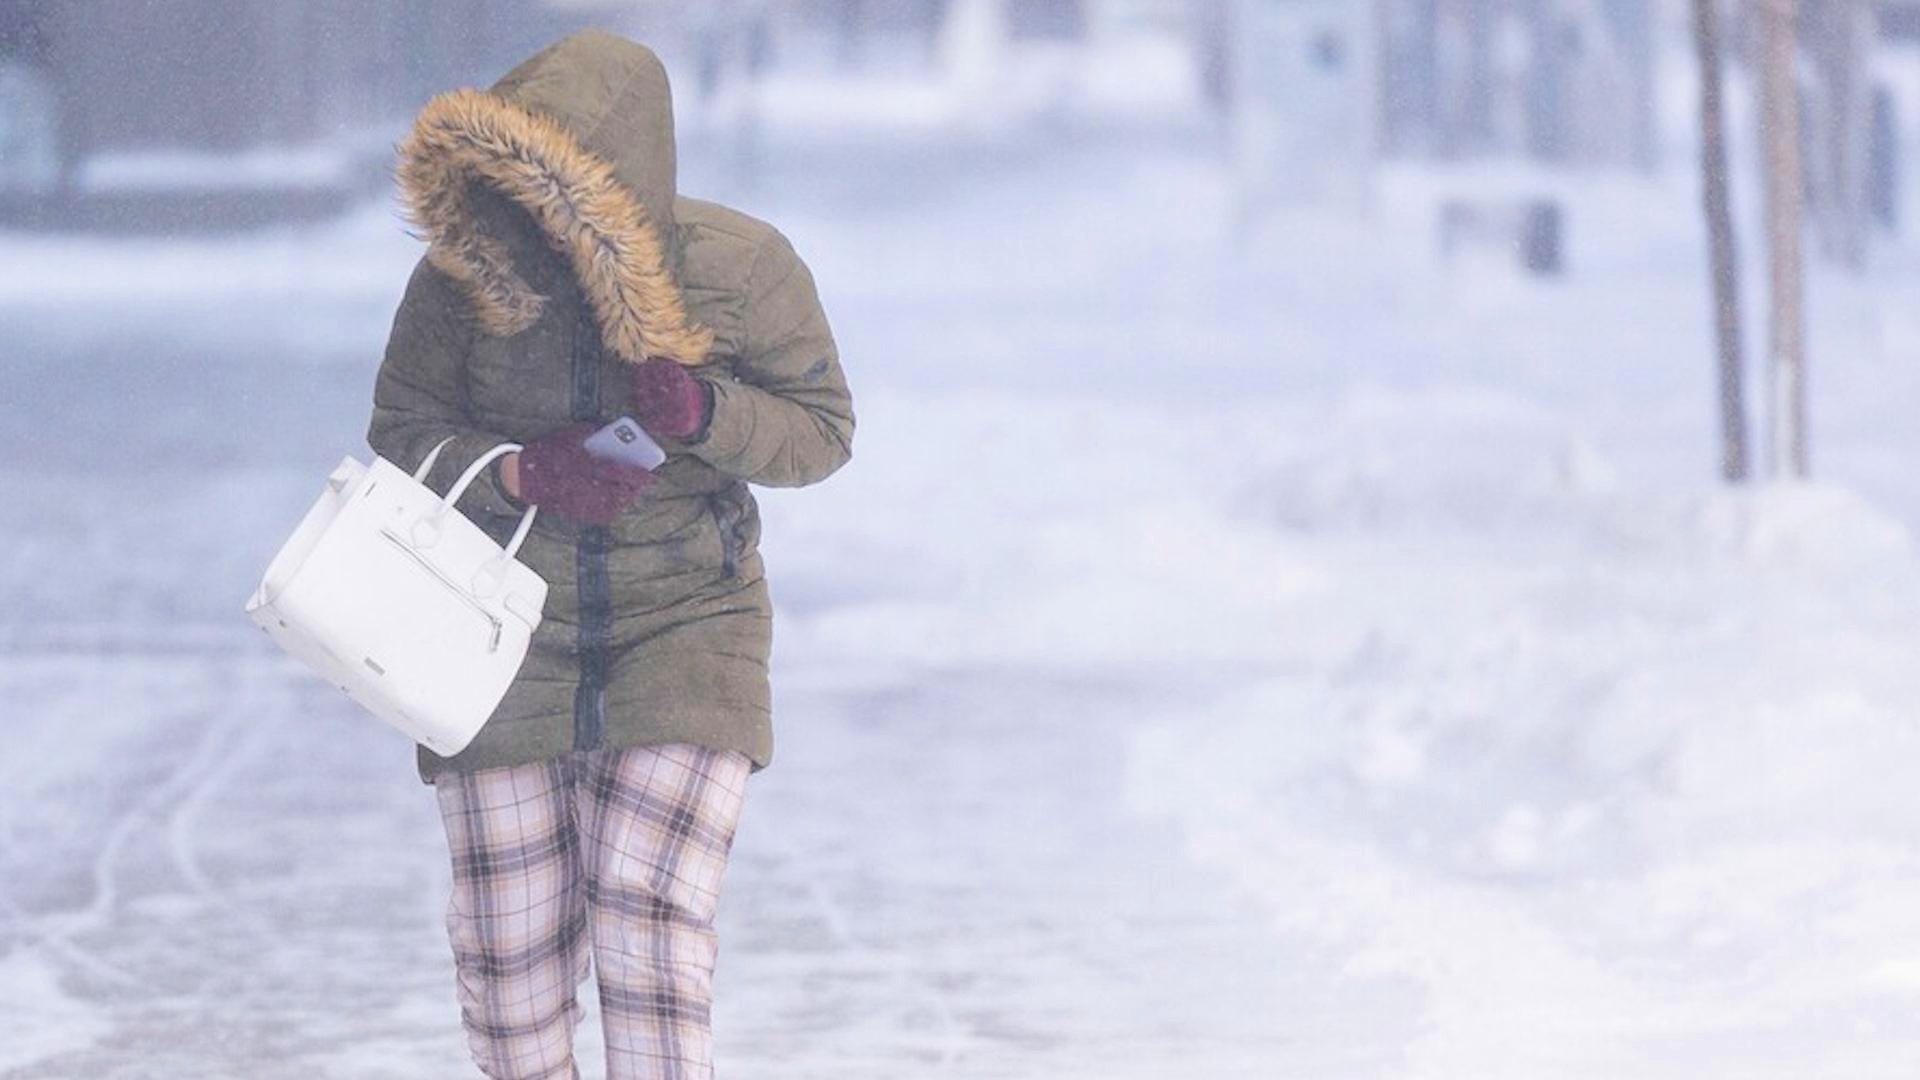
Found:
<box><xmin>394</xmin><ymin>29</ymin><xmax>712</xmax><ymax>365</ymax></box>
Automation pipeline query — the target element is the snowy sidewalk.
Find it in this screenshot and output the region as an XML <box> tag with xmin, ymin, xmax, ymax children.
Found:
<box><xmin>0</xmin><ymin>626</ymin><xmax>1364</xmax><ymax>1078</ymax></box>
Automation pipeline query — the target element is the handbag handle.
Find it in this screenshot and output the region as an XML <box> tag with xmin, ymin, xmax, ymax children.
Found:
<box><xmin>411</xmin><ymin>436</ymin><xmax>540</xmax><ymax>564</ymax></box>
<box><xmin>413</xmin><ymin>434</ymin><xmax>458</xmax><ymax>483</ymax></box>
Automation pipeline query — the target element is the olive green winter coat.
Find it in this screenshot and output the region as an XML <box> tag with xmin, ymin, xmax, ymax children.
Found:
<box><xmin>364</xmin><ymin>30</ymin><xmax>855</xmax><ymax>785</ymax></box>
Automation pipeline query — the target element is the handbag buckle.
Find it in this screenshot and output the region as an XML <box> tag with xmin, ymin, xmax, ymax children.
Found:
<box><xmin>410</xmin><ymin>512</ymin><xmax>447</xmax><ymax>549</ymax></box>
<box><xmin>471</xmin><ymin>556</ymin><xmax>508</xmax><ymax>599</ymax></box>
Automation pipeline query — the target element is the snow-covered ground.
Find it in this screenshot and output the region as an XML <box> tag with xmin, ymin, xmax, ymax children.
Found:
<box><xmin>6</xmin><ymin>59</ymin><xmax>1920</xmax><ymax>1079</ymax></box>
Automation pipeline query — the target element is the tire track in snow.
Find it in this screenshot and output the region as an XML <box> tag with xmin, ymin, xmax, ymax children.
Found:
<box><xmin>160</xmin><ymin>652</ymin><xmax>292</xmax><ymax>944</ymax></box>
<box><xmin>796</xmin><ymin>856</ymin><xmax>966</xmax><ymax>1070</ymax></box>
<box><xmin>0</xmin><ymin>888</ymin><xmax>138</xmax><ymax>989</ymax></box>
<box><xmin>33</xmin><ymin>648</ymin><xmax>288</xmax><ymax>984</ymax></box>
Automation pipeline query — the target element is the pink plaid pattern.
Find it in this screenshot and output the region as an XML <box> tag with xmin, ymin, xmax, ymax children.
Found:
<box><xmin>433</xmin><ymin>742</ymin><xmax>752</xmax><ymax>1079</ymax></box>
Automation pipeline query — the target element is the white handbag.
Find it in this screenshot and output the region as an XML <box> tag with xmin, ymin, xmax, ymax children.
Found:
<box><xmin>243</xmin><ymin>436</ymin><xmax>548</xmax><ymax>757</ymax></box>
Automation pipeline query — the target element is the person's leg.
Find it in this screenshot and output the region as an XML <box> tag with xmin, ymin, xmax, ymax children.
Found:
<box><xmin>434</xmin><ymin>756</ymin><xmax>593</xmax><ymax>1080</ymax></box>
<box><xmin>575</xmin><ymin>742</ymin><xmax>752</xmax><ymax>1080</ymax></box>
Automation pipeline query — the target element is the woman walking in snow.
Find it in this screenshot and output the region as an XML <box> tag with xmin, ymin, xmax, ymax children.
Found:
<box><xmin>365</xmin><ymin>29</ymin><xmax>855</xmax><ymax>1079</ymax></box>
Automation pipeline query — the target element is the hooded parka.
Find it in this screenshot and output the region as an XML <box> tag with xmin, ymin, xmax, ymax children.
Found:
<box><xmin>365</xmin><ymin>30</ymin><xmax>855</xmax><ymax>785</ymax></box>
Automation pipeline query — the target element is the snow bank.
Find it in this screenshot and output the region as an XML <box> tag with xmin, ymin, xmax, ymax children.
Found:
<box><xmin>1125</xmin><ymin>466</ymin><xmax>1920</xmax><ymax>1078</ymax></box>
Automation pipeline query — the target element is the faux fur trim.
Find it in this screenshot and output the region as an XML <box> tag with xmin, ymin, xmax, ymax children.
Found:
<box><xmin>395</xmin><ymin>88</ymin><xmax>713</xmax><ymax>365</ymax></box>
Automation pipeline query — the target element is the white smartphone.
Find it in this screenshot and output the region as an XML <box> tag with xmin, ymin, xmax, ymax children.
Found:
<box><xmin>582</xmin><ymin>415</ymin><xmax>668</xmax><ymax>470</ymax></box>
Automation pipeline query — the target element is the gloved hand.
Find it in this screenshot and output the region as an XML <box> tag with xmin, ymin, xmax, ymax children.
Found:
<box><xmin>508</xmin><ymin>419</ymin><xmax>657</xmax><ymax>525</ymax></box>
<box><xmin>627</xmin><ymin>356</ymin><xmax>714</xmax><ymax>441</ymax></box>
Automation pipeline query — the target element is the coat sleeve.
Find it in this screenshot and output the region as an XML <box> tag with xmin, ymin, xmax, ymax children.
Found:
<box><xmin>365</xmin><ymin>257</ymin><xmax>531</xmax><ymax>520</ymax></box>
<box><xmin>672</xmin><ymin>229</ymin><xmax>855</xmax><ymax>487</ymax></box>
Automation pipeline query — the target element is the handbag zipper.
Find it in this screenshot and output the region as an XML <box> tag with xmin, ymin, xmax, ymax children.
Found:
<box><xmin>377</xmin><ymin>526</ymin><xmax>504</xmax><ymax>652</ymax></box>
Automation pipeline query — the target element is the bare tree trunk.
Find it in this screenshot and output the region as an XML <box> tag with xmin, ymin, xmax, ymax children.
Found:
<box><xmin>1804</xmin><ymin>0</ymin><xmax>1875</xmax><ymax>270</ymax></box>
<box><xmin>1196</xmin><ymin>0</ymin><xmax>1233</xmax><ymax>115</ymax></box>
<box><xmin>1460</xmin><ymin>0</ymin><xmax>1497</xmax><ymax>154</ymax></box>
<box><xmin>1381</xmin><ymin>0</ymin><xmax>1438</xmax><ymax>153</ymax></box>
<box><xmin>1692</xmin><ymin>0</ymin><xmax>1748</xmax><ymax>482</ymax></box>
<box><xmin>1759</xmin><ymin>0</ymin><xmax>1808</xmax><ymax>478</ymax></box>
<box><xmin>1615</xmin><ymin>0</ymin><xmax>1659</xmax><ymax>172</ymax></box>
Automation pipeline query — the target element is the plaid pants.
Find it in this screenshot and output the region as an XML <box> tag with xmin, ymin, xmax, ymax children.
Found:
<box><xmin>432</xmin><ymin>742</ymin><xmax>752</xmax><ymax>1080</ymax></box>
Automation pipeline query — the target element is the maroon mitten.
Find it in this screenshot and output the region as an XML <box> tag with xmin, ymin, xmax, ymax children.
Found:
<box><xmin>627</xmin><ymin>356</ymin><xmax>714</xmax><ymax>440</ymax></box>
<box><xmin>514</xmin><ymin>420</ymin><xmax>657</xmax><ymax>525</ymax></box>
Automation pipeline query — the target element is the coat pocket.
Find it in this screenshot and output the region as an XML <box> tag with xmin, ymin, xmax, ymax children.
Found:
<box><xmin>703</xmin><ymin>490</ymin><xmax>743</xmax><ymax>580</ymax></box>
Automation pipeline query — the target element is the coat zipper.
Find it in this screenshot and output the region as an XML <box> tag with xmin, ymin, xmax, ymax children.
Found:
<box><xmin>570</xmin><ymin>308</ymin><xmax>609</xmax><ymax>752</ymax></box>
<box><xmin>574</xmin><ymin>527</ymin><xmax>610</xmax><ymax>751</ymax></box>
